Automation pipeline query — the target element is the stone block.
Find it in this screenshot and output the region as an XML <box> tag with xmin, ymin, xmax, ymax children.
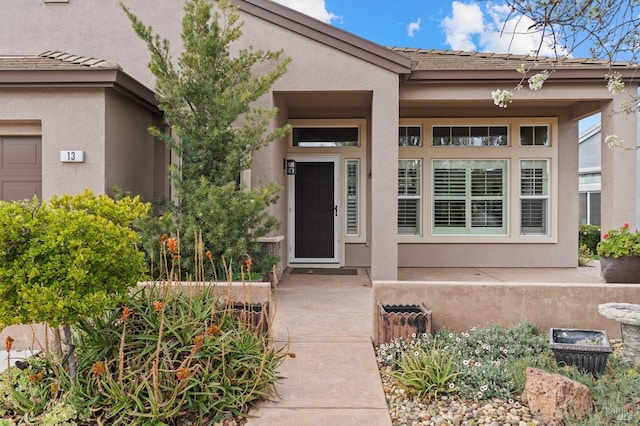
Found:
<box><xmin>521</xmin><ymin>367</ymin><xmax>593</xmax><ymax>424</ymax></box>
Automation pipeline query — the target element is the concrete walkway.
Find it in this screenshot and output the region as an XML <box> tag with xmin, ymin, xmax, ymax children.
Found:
<box><xmin>246</xmin><ymin>268</ymin><xmax>391</xmax><ymax>426</ymax></box>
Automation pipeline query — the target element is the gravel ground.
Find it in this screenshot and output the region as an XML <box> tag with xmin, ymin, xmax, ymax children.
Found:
<box><xmin>380</xmin><ymin>366</ymin><xmax>546</xmax><ymax>426</ymax></box>
<box><xmin>378</xmin><ymin>340</ymin><xmax>625</xmax><ymax>425</ymax></box>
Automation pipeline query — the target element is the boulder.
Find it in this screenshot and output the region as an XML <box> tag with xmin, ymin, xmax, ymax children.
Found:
<box><xmin>521</xmin><ymin>367</ymin><xmax>593</xmax><ymax>425</ymax></box>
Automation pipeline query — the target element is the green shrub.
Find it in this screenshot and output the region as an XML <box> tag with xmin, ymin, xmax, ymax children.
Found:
<box><xmin>579</xmin><ymin>224</ymin><xmax>601</xmax><ymax>254</ymax></box>
<box><xmin>579</xmin><ymin>243</ymin><xmax>594</xmax><ymax>266</ymax></box>
<box><xmin>0</xmin><ymin>190</ymin><xmax>148</xmax><ymax>329</ymax></box>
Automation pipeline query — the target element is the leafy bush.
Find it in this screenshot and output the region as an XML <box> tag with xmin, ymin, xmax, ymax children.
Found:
<box><xmin>579</xmin><ymin>243</ymin><xmax>593</xmax><ymax>266</ymax></box>
<box><xmin>0</xmin><ymin>190</ymin><xmax>148</xmax><ymax>330</ymax></box>
<box><xmin>579</xmin><ymin>224</ymin><xmax>601</xmax><ymax>254</ymax></box>
<box><xmin>1</xmin><ymin>284</ymin><xmax>284</xmax><ymax>424</ymax></box>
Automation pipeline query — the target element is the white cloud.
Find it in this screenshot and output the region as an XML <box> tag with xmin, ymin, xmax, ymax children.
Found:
<box><xmin>271</xmin><ymin>0</ymin><xmax>338</xmax><ymax>24</ymax></box>
<box><xmin>407</xmin><ymin>18</ymin><xmax>422</xmax><ymax>38</ymax></box>
<box><xmin>480</xmin><ymin>3</ymin><xmax>561</xmax><ymax>55</ymax></box>
<box><xmin>441</xmin><ymin>1</ymin><xmax>484</xmax><ymax>51</ymax></box>
<box><xmin>442</xmin><ymin>1</ymin><xmax>566</xmax><ymax>56</ymax></box>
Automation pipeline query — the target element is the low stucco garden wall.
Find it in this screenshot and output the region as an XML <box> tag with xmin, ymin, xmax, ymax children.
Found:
<box><xmin>373</xmin><ymin>280</ymin><xmax>640</xmax><ymax>344</ymax></box>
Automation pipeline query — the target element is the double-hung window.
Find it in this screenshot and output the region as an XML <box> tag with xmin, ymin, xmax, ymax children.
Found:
<box><xmin>398</xmin><ymin>159</ymin><xmax>422</xmax><ymax>235</ymax></box>
<box><xmin>520</xmin><ymin>159</ymin><xmax>549</xmax><ymax>234</ymax></box>
<box><xmin>433</xmin><ymin>160</ymin><xmax>508</xmax><ymax>235</ymax></box>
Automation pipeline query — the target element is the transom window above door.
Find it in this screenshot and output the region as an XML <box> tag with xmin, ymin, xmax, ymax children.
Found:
<box><xmin>292</xmin><ymin>127</ymin><xmax>359</xmax><ymax>147</ymax></box>
<box><xmin>432</xmin><ymin>125</ymin><xmax>508</xmax><ymax>147</ymax></box>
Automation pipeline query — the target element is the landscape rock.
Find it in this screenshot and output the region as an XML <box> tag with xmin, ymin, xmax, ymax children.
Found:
<box><xmin>521</xmin><ymin>367</ymin><xmax>593</xmax><ymax>425</ymax></box>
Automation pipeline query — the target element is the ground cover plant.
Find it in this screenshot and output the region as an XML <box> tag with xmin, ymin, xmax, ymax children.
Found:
<box><xmin>377</xmin><ymin>321</ymin><xmax>640</xmax><ymax>424</ymax></box>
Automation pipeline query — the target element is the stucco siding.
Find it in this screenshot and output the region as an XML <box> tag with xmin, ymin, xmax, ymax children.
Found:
<box><xmin>0</xmin><ymin>1</ymin><xmax>183</xmax><ymax>89</ymax></box>
<box><xmin>104</xmin><ymin>90</ymin><xmax>162</xmax><ymax>201</ymax></box>
<box><xmin>0</xmin><ymin>88</ymin><xmax>106</xmax><ymax>199</ymax></box>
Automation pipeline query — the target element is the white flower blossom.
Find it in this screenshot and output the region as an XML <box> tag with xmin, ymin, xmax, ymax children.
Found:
<box><xmin>528</xmin><ymin>70</ymin><xmax>549</xmax><ymax>91</ymax></box>
<box><xmin>606</xmin><ymin>134</ymin><xmax>624</xmax><ymax>149</ymax></box>
<box><xmin>492</xmin><ymin>89</ymin><xmax>513</xmax><ymax>108</ymax></box>
<box><xmin>606</xmin><ymin>72</ymin><xmax>624</xmax><ymax>95</ymax></box>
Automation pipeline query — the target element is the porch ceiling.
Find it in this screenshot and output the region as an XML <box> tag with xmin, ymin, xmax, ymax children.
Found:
<box><xmin>276</xmin><ymin>91</ymin><xmax>372</xmax><ymax>117</ymax></box>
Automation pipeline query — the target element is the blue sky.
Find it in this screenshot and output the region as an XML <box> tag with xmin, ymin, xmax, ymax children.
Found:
<box><xmin>272</xmin><ymin>0</ymin><xmax>577</xmax><ymax>56</ymax></box>
<box><xmin>273</xmin><ymin>0</ymin><xmax>600</xmax><ymax>130</ymax></box>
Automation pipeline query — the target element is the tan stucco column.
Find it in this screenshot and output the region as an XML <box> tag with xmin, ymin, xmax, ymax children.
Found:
<box><xmin>600</xmin><ymin>94</ymin><xmax>638</xmax><ymax>232</ymax></box>
<box><xmin>370</xmin><ymin>86</ymin><xmax>399</xmax><ymax>280</ymax></box>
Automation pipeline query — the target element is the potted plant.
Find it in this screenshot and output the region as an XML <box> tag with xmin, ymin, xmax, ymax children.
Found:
<box><xmin>596</xmin><ymin>223</ymin><xmax>640</xmax><ymax>283</ymax></box>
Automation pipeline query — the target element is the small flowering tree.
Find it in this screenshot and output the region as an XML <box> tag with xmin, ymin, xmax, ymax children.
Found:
<box><xmin>0</xmin><ymin>189</ymin><xmax>149</xmax><ymax>376</ymax></box>
<box><xmin>492</xmin><ymin>0</ymin><xmax>640</xmax><ymax>149</ymax></box>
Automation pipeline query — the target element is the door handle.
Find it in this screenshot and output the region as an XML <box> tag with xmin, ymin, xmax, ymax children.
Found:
<box><xmin>333</xmin><ymin>205</ymin><xmax>338</xmax><ymax>216</ymax></box>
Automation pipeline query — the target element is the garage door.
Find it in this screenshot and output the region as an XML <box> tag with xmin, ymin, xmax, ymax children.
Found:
<box><xmin>0</xmin><ymin>136</ymin><xmax>42</xmax><ymax>201</ymax></box>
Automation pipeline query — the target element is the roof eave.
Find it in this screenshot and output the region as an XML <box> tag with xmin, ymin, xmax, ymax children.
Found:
<box><xmin>406</xmin><ymin>67</ymin><xmax>640</xmax><ymax>84</ymax></box>
<box><xmin>0</xmin><ymin>68</ymin><xmax>159</xmax><ymax>112</ymax></box>
<box><xmin>232</xmin><ymin>0</ymin><xmax>412</xmax><ymax>74</ymax></box>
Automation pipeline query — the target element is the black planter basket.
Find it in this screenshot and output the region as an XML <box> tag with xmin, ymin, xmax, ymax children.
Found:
<box><xmin>549</xmin><ymin>328</ymin><xmax>612</xmax><ymax>375</ymax></box>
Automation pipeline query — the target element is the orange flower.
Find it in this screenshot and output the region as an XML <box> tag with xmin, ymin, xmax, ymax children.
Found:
<box><xmin>194</xmin><ymin>335</ymin><xmax>204</xmax><ymax>349</ymax></box>
<box><xmin>5</xmin><ymin>336</ymin><xmax>14</xmax><ymax>352</ymax></box>
<box><xmin>245</xmin><ymin>257</ymin><xmax>253</xmax><ymax>271</ymax></box>
<box><xmin>206</xmin><ymin>250</ymin><xmax>212</xmax><ymax>260</ymax></box>
<box><xmin>167</xmin><ymin>237</ymin><xmax>177</xmax><ymax>254</ymax></box>
<box><xmin>122</xmin><ymin>306</ymin><xmax>131</xmax><ymax>322</ymax></box>
<box><xmin>206</xmin><ymin>324</ymin><xmax>221</xmax><ymax>336</ymax></box>
<box><xmin>91</xmin><ymin>361</ymin><xmax>105</xmax><ymax>378</ymax></box>
<box><xmin>177</xmin><ymin>367</ymin><xmax>190</xmax><ymax>381</ymax></box>
<box><xmin>154</xmin><ymin>300</ymin><xmax>164</xmax><ymax>313</ymax></box>
<box><xmin>160</xmin><ymin>233</ymin><xmax>168</xmax><ymax>243</ymax></box>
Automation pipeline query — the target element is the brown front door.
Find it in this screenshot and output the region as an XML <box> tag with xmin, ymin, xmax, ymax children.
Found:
<box><xmin>0</xmin><ymin>136</ymin><xmax>42</xmax><ymax>201</ymax></box>
<box><xmin>294</xmin><ymin>161</ymin><xmax>335</xmax><ymax>259</ymax></box>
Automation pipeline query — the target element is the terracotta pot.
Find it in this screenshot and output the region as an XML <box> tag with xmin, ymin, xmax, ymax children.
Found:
<box><xmin>600</xmin><ymin>255</ymin><xmax>640</xmax><ymax>283</ymax></box>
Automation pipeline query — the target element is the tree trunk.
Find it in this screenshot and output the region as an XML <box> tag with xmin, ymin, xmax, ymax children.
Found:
<box><xmin>63</xmin><ymin>325</ymin><xmax>76</xmax><ymax>379</ymax></box>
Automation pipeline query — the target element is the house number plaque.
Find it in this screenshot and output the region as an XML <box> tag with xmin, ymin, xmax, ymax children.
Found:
<box><xmin>60</xmin><ymin>150</ymin><xmax>85</xmax><ymax>163</ymax></box>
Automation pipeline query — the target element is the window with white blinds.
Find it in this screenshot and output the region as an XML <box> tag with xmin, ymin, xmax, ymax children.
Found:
<box><xmin>345</xmin><ymin>160</ymin><xmax>359</xmax><ymax>236</ymax></box>
<box><xmin>433</xmin><ymin>160</ymin><xmax>508</xmax><ymax>235</ymax></box>
<box><xmin>520</xmin><ymin>159</ymin><xmax>549</xmax><ymax>234</ymax></box>
<box><xmin>398</xmin><ymin>159</ymin><xmax>422</xmax><ymax>235</ymax></box>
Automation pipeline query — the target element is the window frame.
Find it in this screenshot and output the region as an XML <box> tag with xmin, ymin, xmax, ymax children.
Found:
<box><xmin>399</xmin><ymin>117</ymin><xmax>558</xmax><ymax>244</ymax></box>
<box><xmin>345</xmin><ymin>159</ymin><xmax>360</xmax><ymax>237</ymax></box>
<box><xmin>288</xmin><ymin>119</ymin><xmax>368</xmax><ymax>246</ymax></box>
<box><xmin>519</xmin><ymin>159</ymin><xmax>550</xmax><ymax>235</ymax></box>
<box><xmin>432</xmin><ymin>159</ymin><xmax>509</xmax><ymax>235</ymax></box>
<box><xmin>398</xmin><ymin>159</ymin><xmax>422</xmax><ymax>236</ymax></box>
